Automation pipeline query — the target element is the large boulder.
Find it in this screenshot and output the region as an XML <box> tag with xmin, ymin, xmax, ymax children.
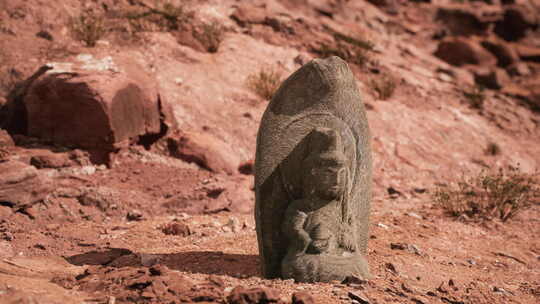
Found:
<box><xmin>1</xmin><ymin>54</ymin><xmax>172</xmax><ymax>164</ymax></box>
<box><xmin>0</xmin><ymin>130</ymin><xmax>13</xmax><ymax>147</ymax></box>
<box><xmin>435</xmin><ymin>6</ymin><xmax>497</xmax><ymax>37</ymax></box>
<box><xmin>0</xmin><ymin>160</ymin><xmax>54</xmax><ymax>210</ymax></box>
<box><xmin>434</xmin><ymin>37</ymin><xmax>497</xmax><ymax>67</ymax></box>
<box><xmin>166</xmin><ymin>130</ymin><xmax>241</xmax><ymax>175</ymax></box>
<box><xmin>480</xmin><ymin>38</ymin><xmax>519</xmax><ymax>67</ymax></box>
<box><xmin>494</xmin><ymin>5</ymin><xmax>538</xmax><ymax>41</ymax></box>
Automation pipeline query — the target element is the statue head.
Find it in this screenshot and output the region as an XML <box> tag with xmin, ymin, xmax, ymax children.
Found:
<box><xmin>302</xmin><ymin>128</ymin><xmax>348</xmax><ymax>201</ymax></box>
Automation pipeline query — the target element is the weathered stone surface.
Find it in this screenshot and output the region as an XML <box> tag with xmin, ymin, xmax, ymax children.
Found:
<box><xmin>227</xmin><ymin>286</ymin><xmax>282</xmax><ymax>304</ymax></box>
<box><xmin>255</xmin><ymin>57</ymin><xmax>372</xmax><ymax>282</ymax></box>
<box><xmin>1</xmin><ymin>55</ymin><xmax>172</xmax><ymax>164</ymax></box>
<box><xmin>494</xmin><ymin>5</ymin><xmax>538</xmax><ymax>41</ymax></box>
<box><xmin>166</xmin><ymin>131</ymin><xmax>240</xmax><ymax>174</ymax></box>
<box><xmin>0</xmin><ymin>129</ymin><xmax>14</xmax><ymax>147</ymax></box>
<box><xmin>292</xmin><ymin>291</ymin><xmax>315</xmax><ymax>304</ymax></box>
<box><xmin>514</xmin><ymin>44</ymin><xmax>540</xmax><ymax>63</ymax></box>
<box><xmin>507</xmin><ymin>62</ymin><xmax>530</xmax><ymax>76</ymax></box>
<box><xmin>473</xmin><ymin>67</ymin><xmax>510</xmax><ymax>90</ymax></box>
<box><xmin>30</xmin><ymin>151</ymin><xmax>73</xmax><ymax>169</ymax></box>
<box><xmin>230</xmin><ymin>4</ymin><xmax>268</xmax><ymax>27</ymax></box>
<box><xmin>435</xmin><ymin>6</ymin><xmax>494</xmax><ymax>36</ymax></box>
<box><xmin>480</xmin><ymin>38</ymin><xmax>519</xmax><ymax>67</ymax></box>
<box><xmin>0</xmin><ymin>160</ymin><xmax>53</xmax><ymax>209</ymax></box>
<box><xmin>434</xmin><ymin>37</ymin><xmax>497</xmax><ymax>67</ymax></box>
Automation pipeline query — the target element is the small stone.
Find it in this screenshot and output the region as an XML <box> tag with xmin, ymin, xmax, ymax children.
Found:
<box><xmin>390</xmin><ymin>243</ymin><xmax>408</xmax><ymax>250</ymax></box>
<box><xmin>224</xmin><ymin>216</ymin><xmax>241</xmax><ymax>233</ymax></box>
<box><xmin>34</xmin><ymin>243</ymin><xmax>46</xmax><ymax>250</ymax></box>
<box><xmin>408</xmin><ymin>244</ymin><xmax>421</xmax><ymax>256</ymax></box>
<box><xmin>342</xmin><ymin>275</ymin><xmax>368</xmax><ymax>285</ymax></box>
<box><xmin>348</xmin><ymin>291</ymin><xmax>370</xmax><ymax>304</ymax></box>
<box><xmin>2</xmin><ymin>232</ymin><xmax>14</xmax><ymax>241</ymax></box>
<box><xmin>385</xmin><ymin>262</ymin><xmax>398</xmax><ymax>274</ymax></box>
<box><xmin>401</xmin><ymin>282</ymin><xmax>414</xmax><ymax>293</ymax></box>
<box><xmin>377</xmin><ymin>223</ymin><xmax>389</xmax><ymax>229</ymax></box>
<box><xmin>161</xmin><ymin>222</ymin><xmax>191</xmax><ymax>236</ymax></box>
<box><xmin>227</xmin><ymin>286</ymin><xmax>281</xmax><ymax>304</ymax></box>
<box><xmin>126</xmin><ymin>210</ymin><xmax>144</xmax><ymax>221</ymax></box>
<box><xmin>292</xmin><ymin>291</ymin><xmax>315</xmax><ymax>304</ymax></box>
<box><xmin>407</xmin><ymin>212</ymin><xmax>422</xmax><ymax>219</ymax></box>
<box><xmin>507</xmin><ymin>62</ymin><xmax>530</xmax><ymax>77</ymax></box>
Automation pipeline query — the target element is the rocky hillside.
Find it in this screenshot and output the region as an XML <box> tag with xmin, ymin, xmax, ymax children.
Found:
<box><xmin>0</xmin><ymin>0</ymin><xmax>539</xmax><ymax>303</ymax></box>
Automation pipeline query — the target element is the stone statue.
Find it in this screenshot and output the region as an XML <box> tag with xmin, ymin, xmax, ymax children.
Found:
<box><xmin>255</xmin><ymin>56</ymin><xmax>373</xmax><ymax>283</ymax></box>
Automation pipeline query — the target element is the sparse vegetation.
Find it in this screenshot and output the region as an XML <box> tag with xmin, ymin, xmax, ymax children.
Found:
<box><xmin>314</xmin><ymin>31</ymin><xmax>374</xmax><ymax>67</ymax></box>
<box><xmin>124</xmin><ymin>1</ymin><xmax>193</xmax><ymax>32</ymax></box>
<box><xmin>485</xmin><ymin>142</ymin><xmax>502</xmax><ymax>156</ymax></box>
<box><xmin>246</xmin><ymin>66</ymin><xmax>282</xmax><ymax>100</ymax></box>
<box><xmin>463</xmin><ymin>85</ymin><xmax>485</xmax><ymax>110</ymax></box>
<box><xmin>370</xmin><ymin>73</ymin><xmax>397</xmax><ymax>100</ymax></box>
<box><xmin>68</xmin><ymin>10</ymin><xmax>107</xmax><ymax>47</ymax></box>
<box><xmin>433</xmin><ymin>166</ymin><xmax>540</xmax><ymax>222</ymax></box>
<box><xmin>196</xmin><ymin>21</ymin><xmax>225</xmax><ymax>53</ymax></box>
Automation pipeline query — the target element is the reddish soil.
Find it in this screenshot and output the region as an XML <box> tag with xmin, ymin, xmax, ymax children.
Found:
<box><xmin>0</xmin><ymin>0</ymin><xmax>539</xmax><ymax>303</ymax></box>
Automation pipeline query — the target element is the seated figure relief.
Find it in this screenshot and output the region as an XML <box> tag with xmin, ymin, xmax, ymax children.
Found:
<box><xmin>281</xmin><ymin>128</ymin><xmax>370</xmax><ymax>282</ymax></box>
<box><xmin>255</xmin><ymin>56</ymin><xmax>372</xmax><ymax>283</ymax></box>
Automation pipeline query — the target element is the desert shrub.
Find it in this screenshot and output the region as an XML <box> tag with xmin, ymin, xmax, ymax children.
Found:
<box><xmin>463</xmin><ymin>85</ymin><xmax>485</xmax><ymax>110</ymax></box>
<box><xmin>246</xmin><ymin>67</ymin><xmax>282</xmax><ymax>100</ymax></box>
<box><xmin>196</xmin><ymin>21</ymin><xmax>225</xmax><ymax>53</ymax></box>
<box><xmin>370</xmin><ymin>73</ymin><xmax>397</xmax><ymax>100</ymax></box>
<box><xmin>314</xmin><ymin>31</ymin><xmax>374</xmax><ymax>67</ymax></box>
<box><xmin>485</xmin><ymin>142</ymin><xmax>502</xmax><ymax>156</ymax></box>
<box><xmin>124</xmin><ymin>1</ymin><xmax>193</xmax><ymax>32</ymax></box>
<box><xmin>69</xmin><ymin>10</ymin><xmax>107</xmax><ymax>47</ymax></box>
<box><xmin>433</xmin><ymin>166</ymin><xmax>540</xmax><ymax>222</ymax></box>
<box><xmin>0</xmin><ymin>67</ymin><xmax>22</xmax><ymax>96</ymax></box>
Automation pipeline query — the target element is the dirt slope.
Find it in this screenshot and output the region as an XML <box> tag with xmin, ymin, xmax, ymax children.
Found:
<box><xmin>0</xmin><ymin>0</ymin><xmax>539</xmax><ymax>303</ymax></box>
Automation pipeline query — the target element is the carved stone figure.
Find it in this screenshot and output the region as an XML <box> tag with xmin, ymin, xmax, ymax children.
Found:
<box><xmin>255</xmin><ymin>56</ymin><xmax>373</xmax><ymax>282</ymax></box>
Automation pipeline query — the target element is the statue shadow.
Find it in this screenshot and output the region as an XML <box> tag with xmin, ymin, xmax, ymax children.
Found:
<box><xmin>65</xmin><ymin>248</ymin><xmax>261</xmax><ymax>278</ymax></box>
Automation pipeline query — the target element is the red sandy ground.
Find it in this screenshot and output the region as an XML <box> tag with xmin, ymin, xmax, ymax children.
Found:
<box><xmin>0</xmin><ymin>0</ymin><xmax>539</xmax><ymax>303</ymax></box>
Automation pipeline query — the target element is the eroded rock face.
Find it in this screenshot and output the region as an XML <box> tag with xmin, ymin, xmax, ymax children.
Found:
<box><xmin>435</xmin><ymin>37</ymin><xmax>497</xmax><ymax>67</ymax></box>
<box><xmin>0</xmin><ymin>160</ymin><xmax>54</xmax><ymax>209</ymax></box>
<box><xmin>255</xmin><ymin>57</ymin><xmax>372</xmax><ymax>282</ymax></box>
<box><xmin>166</xmin><ymin>131</ymin><xmax>241</xmax><ymax>175</ymax></box>
<box><xmin>1</xmin><ymin>55</ymin><xmax>172</xmax><ymax>164</ymax></box>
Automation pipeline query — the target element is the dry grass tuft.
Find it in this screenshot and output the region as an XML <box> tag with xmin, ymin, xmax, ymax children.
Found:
<box><xmin>433</xmin><ymin>166</ymin><xmax>540</xmax><ymax>222</ymax></box>
<box><xmin>370</xmin><ymin>73</ymin><xmax>397</xmax><ymax>100</ymax></box>
<box><xmin>68</xmin><ymin>10</ymin><xmax>107</xmax><ymax>47</ymax></box>
<box><xmin>463</xmin><ymin>85</ymin><xmax>485</xmax><ymax>110</ymax></box>
<box><xmin>485</xmin><ymin>142</ymin><xmax>502</xmax><ymax>156</ymax></box>
<box><xmin>246</xmin><ymin>67</ymin><xmax>282</xmax><ymax>101</ymax></box>
<box><xmin>314</xmin><ymin>31</ymin><xmax>374</xmax><ymax>67</ymax></box>
<box><xmin>196</xmin><ymin>21</ymin><xmax>225</xmax><ymax>53</ymax></box>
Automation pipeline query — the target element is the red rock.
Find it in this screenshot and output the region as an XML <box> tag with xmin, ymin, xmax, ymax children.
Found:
<box><xmin>292</xmin><ymin>291</ymin><xmax>315</xmax><ymax>304</ymax></box>
<box><xmin>434</xmin><ymin>37</ymin><xmax>497</xmax><ymax>67</ymax></box>
<box><xmin>231</xmin><ymin>4</ymin><xmax>268</xmax><ymax>27</ymax></box>
<box><xmin>227</xmin><ymin>286</ymin><xmax>282</xmax><ymax>304</ymax></box>
<box><xmin>8</xmin><ymin>55</ymin><xmax>171</xmax><ymax>165</ymax></box>
<box><xmin>435</xmin><ymin>6</ymin><xmax>492</xmax><ymax>36</ymax></box>
<box><xmin>473</xmin><ymin>67</ymin><xmax>511</xmax><ymax>90</ymax></box>
<box><xmin>0</xmin><ymin>129</ymin><xmax>14</xmax><ymax>147</ymax></box>
<box><xmin>480</xmin><ymin>38</ymin><xmax>519</xmax><ymax>67</ymax></box>
<box><xmin>494</xmin><ymin>5</ymin><xmax>538</xmax><ymax>41</ymax></box>
<box><xmin>161</xmin><ymin>222</ymin><xmax>191</xmax><ymax>236</ymax></box>
<box><xmin>514</xmin><ymin>44</ymin><xmax>540</xmax><ymax>63</ymax></box>
<box><xmin>507</xmin><ymin>62</ymin><xmax>530</xmax><ymax>76</ymax></box>
<box><xmin>0</xmin><ymin>160</ymin><xmax>54</xmax><ymax>210</ymax></box>
<box><xmin>166</xmin><ymin>131</ymin><xmax>240</xmax><ymax>175</ymax></box>
<box><xmin>238</xmin><ymin>159</ymin><xmax>254</xmax><ymax>175</ymax></box>
<box><xmin>30</xmin><ymin>151</ymin><xmax>73</xmax><ymax>169</ymax></box>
